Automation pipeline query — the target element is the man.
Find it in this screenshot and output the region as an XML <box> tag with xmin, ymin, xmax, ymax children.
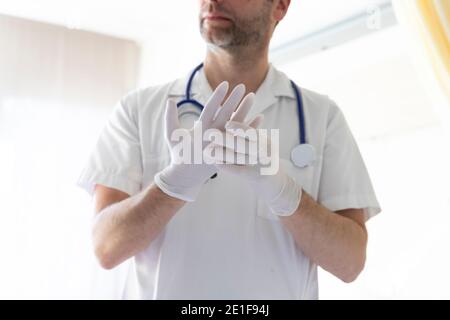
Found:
<box><xmin>77</xmin><ymin>0</ymin><xmax>381</xmax><ymax>299</ymax></box>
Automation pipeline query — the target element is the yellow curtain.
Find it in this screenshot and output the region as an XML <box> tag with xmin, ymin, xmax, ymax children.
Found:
<box><xmin>393</xmin><ymin>0</ymin><xmax>450</xmax><ymax>111</ymax></box>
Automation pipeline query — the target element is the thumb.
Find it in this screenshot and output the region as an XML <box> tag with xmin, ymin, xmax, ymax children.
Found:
<box><xmin>247</xmin><ymin>114</ymin><xmax>265</xmax><ymax>129</ymax></box>
<box><xmin>165</xmin><ymin>99</ymin><xmax>180</xmax><ymax>142</ymax></box>
<box><xmin>225</xmin><ymin>113</ymin><xmax>264</xmax><ymax>132</ymax></box>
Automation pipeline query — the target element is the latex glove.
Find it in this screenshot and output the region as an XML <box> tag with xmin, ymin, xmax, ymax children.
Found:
<box><xmin>204</xmin><ymin>115</ymin><xmax>302</xmax><ymax>216</ymax></box>
<box><xmin>154</xmin><ymin>81</ymin><xmax>255</xmax><ymax>202</ymax></box>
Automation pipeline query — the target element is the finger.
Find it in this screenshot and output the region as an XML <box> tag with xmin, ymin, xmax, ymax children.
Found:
<box><xmin>218</xmin><ymin>125</ymin><xmax>272</xmax><ymax>163</ymax></box>
<box><xmin>215</xmin><ymin>163</ymin><xmax>253</xmax><ymax>175</ymax></box>
<box><xmin>213</xmin><ymin>83</ymin><xmax>246</xmax><ymax>128</ymax></box>
<box><xmin>198</xmin><ymin>81</ymin><xmax>229</xmax><ymax>124</ymax></box>
<box><xmin>203</xmin><ymin>143</ymin><xmax>228</xmax><ymax>165</ymax></box>
<box><xmin>230</xmin><ymin>92</ymin><xmax>255</xmax><ymax>123</ymax></box>
<box><xmin>205</xmin><ymin>130</ymin><xmax>258</xmax><ymax>152</ymax></box>
<box><xmin>209</xmin><ymin>137</ymin><xmax>260</xmax><ymax>159</ymax></box>
<box><xmin>215</xmin><ymin>162</ymin><xmax>265</xmax><ymax>181</ymax></box>
<box><xmin>224</xmin><ymin>121</ymin><xmax>258</xmax><ymax>141</ymax></box>
<box><xmin>247</xmin><ymin>114</ymin><xmax>264</xmax><ymax>129</ymax></box>
<box><xmin>165</xmin><ymin>99</ymin><xmax>180</xmax><ymax>141</ymax></box>
<box><xmin>204</xmin><ymin>145</ymin><xmax>254</xmax><ymax>165</ymax></box>
<box><xmin>222</xmin><ymin>116</ymin><xmax>264</xmax><ymax>142</ymax></box>
<box><xmin>225</xmin><ymin>120</ymin><xmax>254</xmax><ymax>131</ymax></box>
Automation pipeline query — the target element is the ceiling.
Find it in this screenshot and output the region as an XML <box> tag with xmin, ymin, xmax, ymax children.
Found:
<box><xmin>0</xmin><ymin>0</ymin><xmax>390</xmax><ymax>46</ymax></box>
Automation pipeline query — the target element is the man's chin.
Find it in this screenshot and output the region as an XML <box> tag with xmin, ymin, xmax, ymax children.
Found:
<box><xmin>205</xmin><ymin>38</ymin><xmax>233</xmax><ymax>49</ymax></box>
<box><xmin>202</xmin><ymin>31</ymin><xmax>233</xmax><ymax>47</ymax></box>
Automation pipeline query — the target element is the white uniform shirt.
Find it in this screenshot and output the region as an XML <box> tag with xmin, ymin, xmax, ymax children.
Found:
<box><xmin>77</xmin><ymin>65</ymin><xmax>381</xmax><ymax>299</ymax></box>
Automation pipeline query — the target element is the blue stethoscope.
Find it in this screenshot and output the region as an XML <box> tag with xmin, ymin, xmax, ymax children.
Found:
<box><xmin>177</xmin><ymin>63</ymin><xmax>316</xmax><ymax>168</ymax></box>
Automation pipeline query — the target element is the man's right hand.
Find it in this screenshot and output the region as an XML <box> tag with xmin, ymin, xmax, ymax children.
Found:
<box><xmin>154</xmin><ymin>81</ymin><xmax>255</xmax><ymax>202</ymax></box>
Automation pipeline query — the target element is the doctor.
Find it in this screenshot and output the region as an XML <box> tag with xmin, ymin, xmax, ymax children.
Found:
<box><xmin>78</xmin><ymin>0</ymin><xmax>381</xmax><ymax>299</ymax></box>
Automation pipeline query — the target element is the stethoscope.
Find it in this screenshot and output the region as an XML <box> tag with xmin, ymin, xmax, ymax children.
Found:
<box><xmin>177</xmin><ymin>63</ymin><xmax>316</xmax><ymax>169</ymax></box>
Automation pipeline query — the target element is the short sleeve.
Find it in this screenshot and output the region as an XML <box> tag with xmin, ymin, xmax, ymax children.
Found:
<box><xmin>76</xmin><ymin>92</ymin><xmax>143</xmax><ymax>197</ymax></box>
<box><xmin>318</xmin><ymin>100</ymin><xmax>381</xmax><ymax>221</ymax></box>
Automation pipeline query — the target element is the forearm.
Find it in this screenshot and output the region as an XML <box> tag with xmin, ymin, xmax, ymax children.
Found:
<box><xmin>93</xmin><ymin>183</ymin><xmax>185</xmax><ymax>269</ymax></box>
<box><xmin>280</xmin><ymin>190</ymin><xmax>368</xmax><ymax>283</ymax></box>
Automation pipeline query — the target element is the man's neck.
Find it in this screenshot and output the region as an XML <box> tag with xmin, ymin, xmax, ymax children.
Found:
<box><xmin>203</xmin><ymin>46</ymin><xmax>270</xmax><ymax>96</ymax></box>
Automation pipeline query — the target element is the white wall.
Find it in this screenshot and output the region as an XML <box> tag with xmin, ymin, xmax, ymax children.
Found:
<box><xmin>277</xmin><ymin>25</ymin><xmax>450</xmax><ymax>299</ymax></box>
<box><xmin>137</xmin><ymin>18</ymin><xmax>206</xmax><ymax>88</ymax></box>
<box><xmin>0</xmin><ymin>14</ymin><xmax>139</xmax><ymax>299</ymax></box>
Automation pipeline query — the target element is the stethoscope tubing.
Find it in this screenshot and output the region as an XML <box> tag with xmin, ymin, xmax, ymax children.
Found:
<box><xmin>175</xmin><ymin>63</ymin><xmax>316</xmax><ymax>169</ymax></box>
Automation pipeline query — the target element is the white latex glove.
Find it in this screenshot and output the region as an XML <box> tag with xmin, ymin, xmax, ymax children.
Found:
<box><xmin>154</xmin><ymin>81</ymin><xmax>255</xmax><ymax>202</ymax></box>
<box><xmin>204</xmin><ymin>115</ymin><xmax>302</xmax><ymax>217</ymax></box>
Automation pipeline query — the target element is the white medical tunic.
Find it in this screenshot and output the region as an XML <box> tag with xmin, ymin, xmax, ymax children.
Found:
<box><xmin>77</xmin><ymin>65</ymin><xmax>381</xmax><ymax>300</ymax></box>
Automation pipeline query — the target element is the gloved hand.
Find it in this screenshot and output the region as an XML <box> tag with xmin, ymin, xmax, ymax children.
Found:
<box><xmin>154</xmin><ymin>81</ymin><xmax>255</xmax><ymax>202</ymax></box>
<box><xmin>204</xmin><ymin>112</ymin><xmax>302</xmax><ymax>217</ymax></box>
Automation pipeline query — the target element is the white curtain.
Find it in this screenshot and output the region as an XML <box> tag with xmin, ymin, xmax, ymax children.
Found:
<box><xmin>0</xmin><ymin>14</ymin><xmax>139</xmax><ymax>299</ymax></box>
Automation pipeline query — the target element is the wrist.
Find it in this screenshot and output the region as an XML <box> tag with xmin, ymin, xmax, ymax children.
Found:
<box><xmin>154</xmin><ymin>163</ymin><xmax>217</xmax><ymax>202</ymax></box>
<box><xmin>259</xmin><ymin>171</ymin><xmax>302</xmax><ymax>217</ymax></box>
<box><xmin>153</xmin><ymin>166</ymin><xmax>201</xmax><ymax>202</ymax></box>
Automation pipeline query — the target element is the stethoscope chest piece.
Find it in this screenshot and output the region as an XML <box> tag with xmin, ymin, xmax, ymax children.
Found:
<box><xmin>291</xmin><ymin>144</ymin><xmax>316</xmax><ymax>168</ymax></box>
